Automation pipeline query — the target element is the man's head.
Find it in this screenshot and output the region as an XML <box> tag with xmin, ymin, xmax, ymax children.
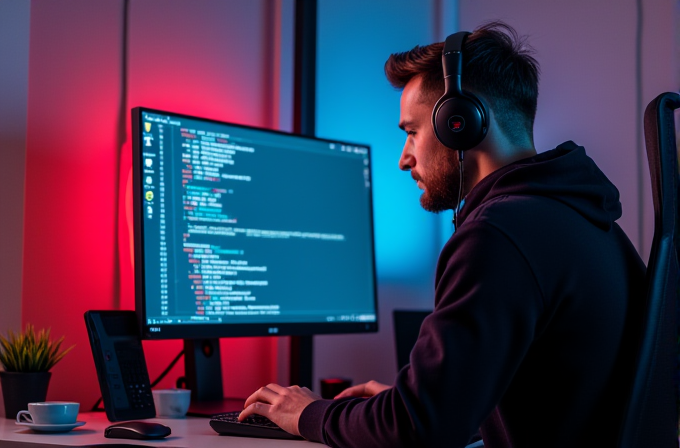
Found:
<box><xmin>385</xmin><ymin>21</ymin><xmax>540</xmax><ymax>212</ymax></box>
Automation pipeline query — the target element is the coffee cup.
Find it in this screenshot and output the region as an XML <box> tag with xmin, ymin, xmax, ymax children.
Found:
<box><xmin>152</xmin><ymin>389</ymin><xmax>191</xmax><ymax>418</ymax></box>
<box><xmin>16</xmin><ymin>401</ymin><xmax>79</xmax><ymax>425</ymax></box>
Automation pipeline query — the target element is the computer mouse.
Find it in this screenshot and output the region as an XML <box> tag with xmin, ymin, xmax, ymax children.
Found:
<box><xmin>105</xmin><ymin>421</ymin><xmax>171</xmax><ymax>440</ymax></box>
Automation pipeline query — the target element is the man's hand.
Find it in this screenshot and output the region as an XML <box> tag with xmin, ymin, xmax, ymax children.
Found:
<box><xmin>239</xmin><ymin>383</ymin><xmax>321</xmax><ymax>436</ymax></box>
<box><xmin>334</xmin><ymin>380</ymin><xmax>390</xmax><ymax>399</ymax></box>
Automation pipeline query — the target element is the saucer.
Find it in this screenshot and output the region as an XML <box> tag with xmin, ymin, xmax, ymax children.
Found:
<box><xmin>15</xmin><ymin>421</ymin><xmax>86</xmax><ymax>433</ymax></box>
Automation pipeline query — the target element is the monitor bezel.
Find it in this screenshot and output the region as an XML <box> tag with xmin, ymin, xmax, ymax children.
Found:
<box><xmin>131</xmin><ymin>106</ymin><xmax>379</xmax><ymax>340</ymax></box>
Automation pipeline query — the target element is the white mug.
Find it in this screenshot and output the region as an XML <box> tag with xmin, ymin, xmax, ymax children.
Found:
<box><xmin>16</xmin><ymin>401</ymin><xmax>80</xmax><ymax>425</ymax></box>
<box><xmin>152</xmin><ymin>389</ymin><xmax>191</xmax><ymax>418</ymax></box>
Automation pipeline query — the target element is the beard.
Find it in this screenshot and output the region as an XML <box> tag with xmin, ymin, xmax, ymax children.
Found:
<box><xmin>414</xmin><ymin>148</ymin><xmax>461</xmax><ymax>213</ymax></box>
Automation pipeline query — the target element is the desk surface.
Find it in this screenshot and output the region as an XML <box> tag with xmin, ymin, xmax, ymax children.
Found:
<box><xmin>0</xmin><ymin>412</ymin><xmax>318</xmax><ymax>447</ymax></box>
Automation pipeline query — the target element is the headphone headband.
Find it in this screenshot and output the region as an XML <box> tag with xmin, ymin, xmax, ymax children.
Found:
<box><xmin>442</xmin><ymin>32</ymin><xmax>469</xmax><ymax>94</ymax></box>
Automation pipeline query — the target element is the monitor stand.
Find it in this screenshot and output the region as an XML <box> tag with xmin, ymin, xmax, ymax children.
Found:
<box><xmin>186</xmin><ymin>397</ymin><xmax>243</xmax><ymax>416</ymax></box>
<box><xmin>182</xmin><ymin>336</ymin><xmax>314</xmax><ymax>417</ymax></box>
<box><xmin>183</xmin><ymin>338</ymin><xmax>243</xmax><ymax>417</ymax></box>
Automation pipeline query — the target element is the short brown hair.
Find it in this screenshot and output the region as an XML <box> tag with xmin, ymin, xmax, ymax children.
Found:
<box><xmin>384</xmin><ymin>21</ymin><xmax>540</xmax><ymax>145</ymax></box>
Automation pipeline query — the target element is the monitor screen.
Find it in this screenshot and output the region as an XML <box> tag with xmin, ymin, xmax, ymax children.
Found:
<box><xmin>132</xmin><ymin>107</ymin><xmax>378</xmax><ymax>340</ymax></box>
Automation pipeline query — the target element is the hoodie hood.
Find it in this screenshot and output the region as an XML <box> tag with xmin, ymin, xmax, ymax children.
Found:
<box><xmin>457</xmin><ymin>141</ymin><xmax>622</xmax><ymax>231</ymax></box>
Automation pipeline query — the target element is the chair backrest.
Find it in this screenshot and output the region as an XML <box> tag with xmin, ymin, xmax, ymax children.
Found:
<box><xmin>393</xmin><ymin>309</ymin><xmax>431</xmax><ymax>371</ymax></box>
<box><xmin>619</xmin><ymin>92</ymin><xmax>680</xmax><ymax>448</ymax></box>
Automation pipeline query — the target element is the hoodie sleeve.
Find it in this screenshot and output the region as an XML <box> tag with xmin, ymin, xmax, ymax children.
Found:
<box><xmin>297</xmin><ymin>222</ymin><xmax>544</xmax><ymax>447</ymax></box>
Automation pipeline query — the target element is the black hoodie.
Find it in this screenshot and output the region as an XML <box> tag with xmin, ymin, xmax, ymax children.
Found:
<box><xmin>299</xmin><ymin>142</ymin><xmax>646</xmax><ymax>448</ymax></box>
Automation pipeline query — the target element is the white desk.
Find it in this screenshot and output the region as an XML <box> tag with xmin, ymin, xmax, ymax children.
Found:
<box><xmin>0</xmin><ymin>412</ymin><xmax>319</xmax><ymax>447</ymax></box>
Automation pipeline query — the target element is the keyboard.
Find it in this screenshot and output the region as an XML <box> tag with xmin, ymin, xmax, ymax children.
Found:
<box><xmin>209</xmin><ymin>411</ymin><xmax>304</xmax><ymax>440</ymax></box>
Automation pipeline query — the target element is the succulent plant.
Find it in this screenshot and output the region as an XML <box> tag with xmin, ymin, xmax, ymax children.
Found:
<box><xmin>0</xmin><ymin>324</ymin><xmax>74</xmax><ymax>372</ymax></box>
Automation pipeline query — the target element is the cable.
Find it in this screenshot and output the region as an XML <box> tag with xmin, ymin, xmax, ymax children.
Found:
<box><xmin>453</xmin><ymin>150</ymin><xmax>465</xmax><ymax>227</ymax></box>
<box><xmin>90</xmin><ymin>397</ymin><xmax>104</xmax><ymax>412</ymax></box>
<box><xmin>92</xmin><ymin>0</ymin><xmax>130</xmax><ymax>410</ymax></box>
<box><xmin>112</xmin><ymin>0</ymin><xmax>130</xmax><ymax>309</ymax></box>
<box><xmin>150</xmin><ymin>349</ymin><xmax>185</xmax><ymax>389</ymax></box>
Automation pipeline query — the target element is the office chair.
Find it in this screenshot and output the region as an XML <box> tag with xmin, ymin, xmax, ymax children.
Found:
<box><xmin>619</xmin><ymin>91</ymin><xmax>680</xmax><ymax>448</ymax></box>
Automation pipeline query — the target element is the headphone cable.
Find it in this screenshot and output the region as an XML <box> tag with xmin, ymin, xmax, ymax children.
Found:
<box><xmin>453</xmin><ymin>150</ymin><xmax>465</xmax><ymax>226</ymax></box>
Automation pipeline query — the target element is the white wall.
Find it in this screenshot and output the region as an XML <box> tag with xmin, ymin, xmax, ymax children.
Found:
<box><xmin>459</xmin><ymin>0</ymin><xmax>678</xmax><ymax>262</ymax></box>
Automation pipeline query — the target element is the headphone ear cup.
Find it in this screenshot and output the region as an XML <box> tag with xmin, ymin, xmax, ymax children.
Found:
<box><xmin>432</xmin><ymin>95</ymin><xmax>487</xmax><ymax>151</ymax></box>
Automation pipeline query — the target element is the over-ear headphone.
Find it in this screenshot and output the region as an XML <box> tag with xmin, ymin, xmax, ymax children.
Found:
<box><xmin>432</xmin><ymin>32</ymin><xmax>488</xmax><ymax>151</ymax></box>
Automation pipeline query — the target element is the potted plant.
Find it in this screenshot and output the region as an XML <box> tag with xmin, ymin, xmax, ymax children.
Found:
<box><xmin>0</xmin><ymin>324</ymin><xmax>74</xmax><ymax>419</ymax></box>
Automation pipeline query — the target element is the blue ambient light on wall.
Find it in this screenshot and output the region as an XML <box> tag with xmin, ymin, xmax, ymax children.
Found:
<box><xmin>316</xmin><ymin>0</ymin><xmax>455</xmax><ymax>282</ymax></box>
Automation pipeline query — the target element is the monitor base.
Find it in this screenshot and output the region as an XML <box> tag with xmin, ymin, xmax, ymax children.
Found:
<box><xmin>187</xmin><ymin>397</ymin><xmax>244</xmax><ymax>417</ymax></box>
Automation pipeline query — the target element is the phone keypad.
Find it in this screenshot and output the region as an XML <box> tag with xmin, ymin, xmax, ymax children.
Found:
<box><xmin>115</xmin><ymin>343</ymin><xmax>154</xmax><ymax>410</ymax></box>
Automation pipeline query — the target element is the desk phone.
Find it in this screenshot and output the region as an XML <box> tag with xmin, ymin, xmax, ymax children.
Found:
<box><xmin>84</xmin><ymin>310</ymin><xmax>155</xmax><ymax>421</ymax></box>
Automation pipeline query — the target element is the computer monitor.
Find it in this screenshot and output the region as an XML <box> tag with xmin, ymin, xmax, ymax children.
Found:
<box><xmin>131</xmin><ymin>107</ymin><xmax>377</xmax><ymax>412</ymax></box>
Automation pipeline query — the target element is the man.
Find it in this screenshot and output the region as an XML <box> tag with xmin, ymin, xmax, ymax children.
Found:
<box><xmin>239</xmin><ymin>21</ymin><xmax>646</xmax><ymax>447</ymax></box>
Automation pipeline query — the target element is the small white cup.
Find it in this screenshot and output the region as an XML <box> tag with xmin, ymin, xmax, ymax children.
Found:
<box><xmin>16</xmin><ymin>401</ymin><xmax>80</xmax><ymax>425</ymax></box>
<box><xmin>152</xmin><ymin>389</ymin><xmax>191</xmax><ymax>418</ymax></box>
